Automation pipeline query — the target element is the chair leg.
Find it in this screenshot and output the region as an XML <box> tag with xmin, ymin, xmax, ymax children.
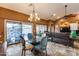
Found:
<box><xmin>24</xmin><ymin>50</ymin><xmax>26</xmax><ymax>56</ymax></box>
<box><xmin>22</xmin><ymin>49</ymin><xmax>23</xmax><ymax>56</ymax></box>
<box><xmin>22</xmin><ymin>48</ymin><xmax>26</xmax><ymax>56</ymax></box>
<box><xmin>22</xmin><ymin>49</ymin><xmax>24</xmax><ymax>56</ymax></box>
<box><xmin>46</xmin><ymin>50</ymin><xmax>47</xmax><ymax>56</ymax></box>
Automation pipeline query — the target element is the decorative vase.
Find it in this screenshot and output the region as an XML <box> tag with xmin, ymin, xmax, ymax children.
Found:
<box><xmin>70</xmin><ymin>30</ymin><xmax>77</xmax><ymax>40</ymax></box>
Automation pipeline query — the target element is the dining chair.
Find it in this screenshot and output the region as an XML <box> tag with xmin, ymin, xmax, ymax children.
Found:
<box><xmin>27</xmin><ymin>33</ymin><xmax>33</xmax><ymax>43</ymax></box>
<box><xmin>20</xmin><ymin>35</ymin><xmax>26</xmax><ymax>56</ymax></box>
<box><xmin>37</xmin><ymin>31</ymin><xmax>42</xmax><ymax>37</ymax></box>
<box><xmin>33</xmin><ymin>36</ymin><xmax>48</xmax><ymax>56</ymax></box>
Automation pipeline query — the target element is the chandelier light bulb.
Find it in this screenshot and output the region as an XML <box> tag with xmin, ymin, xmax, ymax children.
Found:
<box><xmin>30</xmin><ymin>19</ymin><xmax>32</xmax><ymax>21</ymax></box>
<box><xmin>53</xmin><ymin>13</ymin><xmax>56</xmax><ymax>16</ymax></box>
<box><xmin>30</xmin><ymin>16</ymin><xmax>33</xmax><ymax>19</ymax></box>
<box><xmin>28</xmin><ymin>18</ymin><xmax>30</xmax><ymax>21</ymax></box>
<box><xmin>35</xmin><ymin>13</ymin><xmax>38</xmax><ymax>16</ymax></box>
<box><xmin>57</xmin><ymin>16</ymin><xmax>60</xmax><ymax>19</ymax></box>
<box><xmin>38</xmin><ymin>18</ymin><xmax>40</xmax><ymax>20</ymax></box>
<box><xmin>30</xmin><ymin>13</ymin><xmax>33</xmax><ymax>16</ymax></box>
<box><xmin>28</xmin><ymin>4</ymin><xmax>40</xmax><ymax>22</ymax></box>
<box><xmin>28</xmin><ymin>18</ymin><xmax>32</xmax><ymax>21</ymax></box>
<box><xmin>35</xmin><ymin>19</ymin><xmax>37</xmax><ymax>21</ymax></box>
<box><xmin>35</xmin><ymin>16</ymin><xmax>38</xmax><ymax>19</ymax></box>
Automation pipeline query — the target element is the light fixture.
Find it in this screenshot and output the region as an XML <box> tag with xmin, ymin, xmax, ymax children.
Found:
<box><xmin>57</xmin><ymin>16</ymin><xmax>60</xmax><ymax>19</ymax></box>
<box><xmin>28</xmin><ymin>4</ymin><xmax>40</xmax><ymax>22</ymax></box>
<box><xmin>62</xmin><ymin>5</ymin><xmax>68</xmax><ymax>19</ymax></box>
<box><xmin>53</xmin><ymin>13</ymin><xmax>56</xmax><ymax>16</ymax></box>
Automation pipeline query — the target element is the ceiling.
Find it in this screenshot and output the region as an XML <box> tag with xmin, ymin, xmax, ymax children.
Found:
<box><xmin>0</xmin><ymin>3</ymin><xmax>79</xmax><ymax>20</ymax></box>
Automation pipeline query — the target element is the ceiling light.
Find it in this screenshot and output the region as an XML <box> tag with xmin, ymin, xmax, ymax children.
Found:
<box><xmin>38</xmin><ymin>18</ymin><xmax>40</xmax><ymax>20</ymax></box>
<box><xmin>30</xmin><ymin>13</ymin><xmax>33</xmax><ymax>16</ymax></box>
<box><xmin>35</xmin><ymin>16</ymin><xmax>38</xmax><ymax>19</ymax></box>
<box><xmin>59</xmin><ymin>19</ymin><xmax>64</xmax><ymax>22</ymax></box>
<box><xmin>35</xmin><ymin>13</ymin><xmax>38</xmax><ymax>16</ymax></box>
<box><xmin>28</xmin><ymin>18</ymin><xmax>30</xmax><ymax>21</ymax></box>
<box><xmin>28</xmin><ymin>4</ymin><xmax>40</xmax><ymax>22</ymax></box>
<box><xmin>53</xmin><ymin>13</ymin><xmax>56</xmax><ymax>16</ymax></box>
<box><xmin>30</xmin><ymin>16</ymin><xmax>33</xmax><ymax>19</ymax></box>
<box><xmin>57</xmin><ymin>16</ymin><xmax>60</xmax><ymax>19</ymax></box>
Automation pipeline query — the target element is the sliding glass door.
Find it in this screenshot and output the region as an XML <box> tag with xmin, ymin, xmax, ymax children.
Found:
<box><xmin>6</xmin><ymin>21</ymin><xmax>32</xmax><ymax>45</ymax></box>
<box><xmin>22</xmin><ymin>23</ymin><xmax>32</xmax><ymax>40</ymax></box>
<box><xmin>7</xmin><ymin>22</ymin><xmax>22</xmax><ymax>44</ymax></box>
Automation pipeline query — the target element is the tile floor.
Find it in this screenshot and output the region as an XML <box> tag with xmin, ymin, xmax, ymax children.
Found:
<box><xmin>3</xmin><ymin>42</ymin><xmax>79</xmax><ymax>56</ymax></box>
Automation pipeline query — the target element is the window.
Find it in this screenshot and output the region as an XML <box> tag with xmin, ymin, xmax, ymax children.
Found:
<box><xmin>7</xmin><ymin>22</ymin><xmax>22</xmax><ymax>44</ymax></box>
<box><xmin>22</xmin><ymin>23</ymin><xmax>32</xmax><ymax>40</ymax></box>
<box><xmin>6</xmin><ymin>21</ymin><xmax>32</xmax><ymax>44</ymax></box>
<box><xmin>36</xmin><ymin>24</ymin><xmax>47</xmax><ymax>34</ymax></box>
<box><xmin>52</xmin><ymin>24</ymin><xmax>60</xmax><ymax>33</ymax></box>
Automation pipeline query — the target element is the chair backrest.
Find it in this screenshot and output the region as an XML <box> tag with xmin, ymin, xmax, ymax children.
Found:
<box><xmin>38</xmin><ymin>31</ymin><xmax>42</xmax><ymax>37</ymax></box>
<box><xmin>40</xmin><ymin>36</ymin><xmax>48</xmax><ymax>50</ymax></box>
<box><xmin>20</xmin><ymin>35</ymin><xmax>25</xmax><ymax>46</ymax></box>
<box><xmin>27</xmin><ymin>33</ymin><xmax>33</xmax><ymax>40</ymax></box>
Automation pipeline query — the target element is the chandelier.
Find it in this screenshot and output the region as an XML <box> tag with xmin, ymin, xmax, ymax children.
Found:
<box><xmin>28</xmin><ymin>4</ymin><xmax>40</xmax><ymax>21</ymax></box>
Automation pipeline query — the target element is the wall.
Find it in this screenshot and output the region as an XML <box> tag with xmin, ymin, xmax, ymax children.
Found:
<box><xmin>0</xmin><ymin>17</ymin><xmax>4</xmax><ymax>43</ymax></box>
<box><xmin>0</xmin><ymin>7</ymin><xmax>49</xmax><ymax>43</ymax></box>
<box><xmin>57</xmin><ymin>17</ymin><xmax>79</xmax><ymax>28</ymax></box>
